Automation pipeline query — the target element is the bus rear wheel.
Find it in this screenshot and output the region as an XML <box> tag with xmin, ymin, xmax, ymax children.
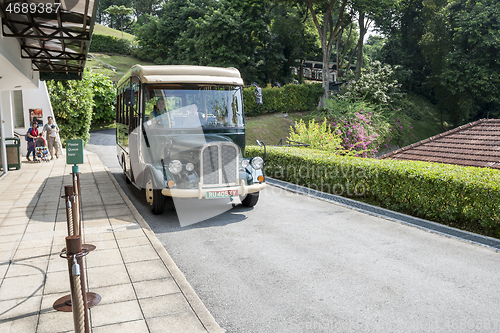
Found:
<box><xmin>145</xmin><ymin>173</ymin><xmax>165</xmax><ymax>214</ymax></box>
<box><xmin>241</xmin><ymin>192</ymin><xmax>259</xmax><ymax>207</ymax></box>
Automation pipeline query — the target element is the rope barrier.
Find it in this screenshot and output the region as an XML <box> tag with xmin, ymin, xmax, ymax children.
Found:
<box><xmin>71</xmin><ymin>256</ymin><xmax>86</xmax><ymax>333</ymax></box>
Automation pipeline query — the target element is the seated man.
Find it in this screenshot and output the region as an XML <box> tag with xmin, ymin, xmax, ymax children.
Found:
<box><xmin>150</xmin><ymin>98</ymin><xmax>174</xmax><ymax>127</ymax></box>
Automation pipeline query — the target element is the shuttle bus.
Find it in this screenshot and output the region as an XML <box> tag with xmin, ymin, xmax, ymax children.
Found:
<box><xmin>116</xmin><ymin>65</ymin><xmax>266</xmax><ymax>214</ymax></box>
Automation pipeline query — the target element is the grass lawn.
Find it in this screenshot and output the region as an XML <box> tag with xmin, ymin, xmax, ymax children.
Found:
<box><xmin>93</xmin><ymin>23</ymin><xmax>136</xmax><ymax>41</ymax></box>
<box><xmin>87</xmin><ymin>53</ymin><xmax>156</xmax><ymax>82</ymax></box>
<box><xmin>90</xmin><ymin>121</ymin><xmax>116</xmax><ymax>132</ymax></box>
<box><xmin>403</xmin><ymin>94</ymin><xmax>450</xmax><ymax>145</ymax></box>
<box><xmin>245</xmin><ymin>112</ymin><xmax>308</xmax><ymax>147</ymax></box>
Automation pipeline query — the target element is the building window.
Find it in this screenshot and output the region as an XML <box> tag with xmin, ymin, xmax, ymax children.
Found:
<box><xmin>13</xmin><ymin>90</ymin><xmax>24</xmax><ymax>128</ymax></box>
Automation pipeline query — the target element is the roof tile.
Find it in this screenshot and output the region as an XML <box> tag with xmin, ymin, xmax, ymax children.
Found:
<box><xmin>379</xmin><ymin>119</ymin><xmax>500</xmax><ymax>169</ymax></box>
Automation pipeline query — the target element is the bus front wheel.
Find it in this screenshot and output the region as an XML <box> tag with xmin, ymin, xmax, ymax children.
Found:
<box><xmin>145</xmin><ymin>173</ymin><xmax>165</xmax><ymax>214</ymax></box>
<box><xmin>241</xmin><ymin>192</ymin><xmax>259</xmax><ymax>207</ymax></box>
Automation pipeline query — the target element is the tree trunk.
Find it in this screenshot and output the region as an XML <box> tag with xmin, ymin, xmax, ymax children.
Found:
<box><xmin>321</xmin><ymin>42</ymin><xmax>332</xmax><ymax>107</ymax></box>
<box><xmin>355</xmin><ymin>13</ymin><xmax>367</xmax><ymax>81</ymax></box>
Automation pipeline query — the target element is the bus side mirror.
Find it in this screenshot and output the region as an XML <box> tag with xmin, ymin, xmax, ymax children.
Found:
<box><xmin>125</xmin><ymin>88</ymin><xmax>135</xmax><ymax>106</ymax></box>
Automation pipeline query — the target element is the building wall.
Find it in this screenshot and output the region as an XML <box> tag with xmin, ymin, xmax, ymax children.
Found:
<box><xmin>16</xmin><ymin>82</ymin><xmax>54</xmax><ymax>155</ymax></box>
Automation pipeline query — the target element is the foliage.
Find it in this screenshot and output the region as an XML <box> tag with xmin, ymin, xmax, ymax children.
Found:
<box><xmin>288</xmin><ymin>118</ymin><xmax>353</xmax><ymax>154</ymax></box>
<box><xmin>342</xmin><ymin>61</ymin><xmax>404</xmax><ymax>105</ymax></box>
<box><xmin>363</xmin><ymin>35</ymin><xmax>386</xmax><ymax>64</ymax></box>
<box><xmin>334</xmin><ymin>111</ymin><xmax>385</xmax><ymax>157</ymax></box>
<box><xmin>105</xmin><ymin>5</ymin><xmax>135</xmax><ymax>33</ymax></box>
<box><xmin>89</xmin><ymin>34</ymin><xmax>134</xmax><ymax>55</ymax></box>
<box><xmin>313</xmin><ymin>98</ymin><xmax>390</xmax><ymax>156</ymax></box>
<box><xmin>87</xmin><ymin>71</ymin><xmax>116</xmax><ymax>123</ymax></box>
<box><xmin>133</xmin><ymin>0</ymin><xmax>273</xmax><ymax>83</ymax></box>
<box><xmin>439</xmin><ymin>0</ymin><xmax>500</xmax><ymax>123</ymax></box>
<box><xmin>280</xmin><ymin>0</ymin><xmax>350</xmax><ymax>100</ymax></box>
<box><xmin>243</xmin><ymin>83</ymin><xmax>324</xmax><ymax>115</ymax></box>
<box><xmin>381</xmin><ymin>0</ymin><xmax>500</xmax><ymax>126</ymax></box>
<box><xmin>246</xmin><ymin>145</ymin><xmax>500</xmax><ymax>238</ymax></box>
<box><xmin>46</xmin><ymin>70</ymin><xmax>94</xmax><ymax>145</ymax></box>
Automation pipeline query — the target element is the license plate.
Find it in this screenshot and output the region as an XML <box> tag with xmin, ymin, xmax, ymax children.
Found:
<box><xmin>206</xmin><ymin>189</ymin><xmax>238</xmax><ymax>199</ymax></box>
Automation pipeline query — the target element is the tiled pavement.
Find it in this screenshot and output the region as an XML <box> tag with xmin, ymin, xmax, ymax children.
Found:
<box><xmin>0</xmin><ymin>151</ymin><xmax>223</xmax><ymax>333</ymax></box>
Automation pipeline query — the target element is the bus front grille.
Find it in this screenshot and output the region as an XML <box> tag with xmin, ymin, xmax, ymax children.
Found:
<box><xmin>201</xmin><ymin>143</ymin><xmax>238</xmax><ymax>186</ymax></box>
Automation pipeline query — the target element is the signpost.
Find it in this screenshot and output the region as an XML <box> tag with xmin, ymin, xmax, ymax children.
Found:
<box><xmin>66</xmin><ymin>139</ymin><xmax>84</xmax><ymax>172</ymax></box>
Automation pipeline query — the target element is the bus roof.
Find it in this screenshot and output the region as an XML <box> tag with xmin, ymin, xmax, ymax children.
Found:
<box><xmin>118</xmin><ymin>65</ymin><xmax>244</xmax><ymax>87</ymax></box>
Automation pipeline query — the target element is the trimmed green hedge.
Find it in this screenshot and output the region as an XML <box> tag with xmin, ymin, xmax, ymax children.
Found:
<box><xmin>246</xmin><ymin>145</ymin><xmax>500</xmax><ymax>238</ymax></box>
<box><xmin>89</xmin><ymin>34</ymin><xmax>134</xmax><ymax>55</ymax></box>
<box><xmin>243</xmin><ymin>83</ymin><xmax>324</xmax><ymax>115</ymax></box>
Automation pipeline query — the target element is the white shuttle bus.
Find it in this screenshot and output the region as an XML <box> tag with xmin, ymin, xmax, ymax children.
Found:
<box><xmin>116</xmin><ymin>65</ymin><xmax>266</xmax><ymax>214</ymax></box>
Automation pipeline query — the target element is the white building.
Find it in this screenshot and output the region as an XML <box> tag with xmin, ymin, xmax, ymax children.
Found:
<box><xmin>0</xmin><ymin>1</ymin><xmax>98</xmax><ymax>175</ymax></box>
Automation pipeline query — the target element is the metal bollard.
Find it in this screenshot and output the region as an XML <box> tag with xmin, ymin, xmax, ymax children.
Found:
<box><xmin>60</xmin><ymin>236</ymin><xmax>90</xmax><ymax>333</ymax></box>
<box><xmin>63</xmin><ymin>185</ymin><xmax>76</xmax><ymax>236</ymax></box>
<box><xmin>72</xmin><ymin>171</ymin><xmax>83</xmax><ymax>235</ymax></box>
<box><xmin>54</xmin><ymin>184</ymin><xmax>101</xmax><ymax>313</ymax></box>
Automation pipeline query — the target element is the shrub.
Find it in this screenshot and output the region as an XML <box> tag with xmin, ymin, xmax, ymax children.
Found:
<box><xmin>311</xmin><ymin>97</ymin><xmax>391</xmax><ymax>156</ymax></box>
<box><xmin>89</xmin><ymin>34</ymin><xmax>134</xmax><ymax>55</ymax></box>
<box><xmin>88</xmin><ymin>71</ymin><xmax>116</xmax><ymax>123</ymax></box>
<box><xmin>245</xmin><ymin>145</ymin><xmax>500</xmax><ymax>238</ymax></box>
<box><xmin>46</xmin><ymin>69</ymin><xmax>94</xmax><ymax>145</ymax></box>
<box><xmin>288</xmin><ymin>118</ymin><xmax>355</xmax><ymax>155</ymax></box>
<box><xmin>342</xmin><ymin>61</ymin><xmax>403</xmax><ymax>106</ymax></box>
<box><xmin>243</xmin><ymin>83</ymin><xmax>324</xmax><ymax>116</ymax></box>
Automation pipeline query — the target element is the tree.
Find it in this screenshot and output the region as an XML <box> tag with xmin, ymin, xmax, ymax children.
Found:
<box><xmin>175</xmin><ymin>0</ymin><xmax>271</xmax><ymax>83</ymax></box>
<box><xmin>280</xmin><ymin>0</ymin><xmax>351</xmax><ymax>103</ymax></box>
<box><xmin>440</xmin><ymin>0</ymin><xmax>500</xmax><ymax>125</ymax></box>
<box><xmin>351</xmin><ymin>0</ymin><xmax>399</xmax><ymax>80</ymax></box>
<box><xmin>305</xmin><ymin>0</ymin><xmax>350</xmax><ymax>103</ymax></box>
<box><xmin>96</xmin><ymin>0</ymin><xmax>131</xmax><ymax>25</ymax></box>
<box><xmin>105</xmin><ymin>5</ymin><xmax>135</xmax><ymax>36</ymax></box>
<box><xmin>134</xmin><ymin>0</ymin><xmax>206</xmax><ymax>64</ymax></box>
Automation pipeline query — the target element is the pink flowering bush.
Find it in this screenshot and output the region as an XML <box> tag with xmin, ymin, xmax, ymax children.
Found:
<box><xmin>335</xmin><ymin>110</ymin><xmax>390</xmax><ymax>157</ymax></box>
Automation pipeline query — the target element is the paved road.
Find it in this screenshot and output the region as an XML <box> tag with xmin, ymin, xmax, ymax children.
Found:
<box><xmin>87</xmin><ymin>130</ymin><xmax>500</xmax><ymax>333</ymax></box>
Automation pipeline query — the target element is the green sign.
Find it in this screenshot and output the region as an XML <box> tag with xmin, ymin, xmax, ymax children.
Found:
<box><xmin>66</xmin><ymin>139</ymin><xmax>84</xmax><ymax>165</ymax></box>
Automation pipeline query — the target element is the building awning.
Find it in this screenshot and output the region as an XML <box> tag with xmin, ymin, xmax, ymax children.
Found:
<box><xmin>0</xmin><ymin>0</ymin><xmax>98</xmax><ymax>81</ymax></box>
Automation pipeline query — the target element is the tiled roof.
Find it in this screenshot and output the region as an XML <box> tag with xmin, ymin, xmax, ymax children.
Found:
<box><xmin>379</xmin><ymin>119</ymin><xmax>500</xmax><ymax>169</ymax></box>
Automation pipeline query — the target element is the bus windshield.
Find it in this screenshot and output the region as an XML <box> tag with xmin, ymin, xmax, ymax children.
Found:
<box><xmin>144</xmin><ymin>85</ymin><xmax>244</xmax><ymax>129</ymax></box>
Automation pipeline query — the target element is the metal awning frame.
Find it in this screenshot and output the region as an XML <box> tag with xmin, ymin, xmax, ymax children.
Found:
<box><xmin>0</xmin><ymin>0</ymin><xmax>98</xmax><ymax>80</ymax></box>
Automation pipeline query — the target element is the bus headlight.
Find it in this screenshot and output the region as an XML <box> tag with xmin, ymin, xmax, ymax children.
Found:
<box><xmin>168</xmin><ymin>160</ymin><xmax>182</xmax><ymax>174</ymax></box>
<box><xmin>241</xmin><ymin>159</ymin><xmax>249</xmax><ymax>168</ymax></box>
<box><xmin>186</xmin><ymin>162</ymin><xmax>195</xmax><ymax>172</ymax></box>
<box><xmin>251</xmin><ymin>157</ymin><xmax>264</xmax><ymax>170</ymax></box>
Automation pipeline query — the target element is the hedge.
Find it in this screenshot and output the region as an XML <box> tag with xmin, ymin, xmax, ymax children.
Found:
<box><xmin>243</xmin><ymin>83</ymin><xmax>324</xmax><ymax>115</ymax></box>
<box><xmin>89</xmin><ymin>34</ymin><xmax>134</xmax><ymax>55</ymax></box>
<box><xmin>246</xmin><ymin>145</ymin><xmax>500</xmax><ymax>238</ymax></box>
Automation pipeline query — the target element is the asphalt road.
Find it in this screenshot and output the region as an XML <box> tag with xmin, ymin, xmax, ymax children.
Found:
<box><xmin>87</xmin><ymin>129</ymin><xmax>500</xmax><ymax>333</ymax></box>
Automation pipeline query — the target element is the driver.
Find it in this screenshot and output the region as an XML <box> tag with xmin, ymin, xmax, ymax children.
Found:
<box><xmin>151</xmin><ymin>98</ymin><xmax>174</xmax><ymax>127</ymax></box>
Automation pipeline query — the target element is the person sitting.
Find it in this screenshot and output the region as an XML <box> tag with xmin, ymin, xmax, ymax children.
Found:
<box><xmin>151</xmin><ymin>98</ymin><xmax>174</xmax><ymax>127</ymax></box>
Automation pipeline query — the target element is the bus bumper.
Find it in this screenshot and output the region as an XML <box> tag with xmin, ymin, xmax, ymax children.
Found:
<box><xmin>161</xmin><ymin>180</ymin><xmax>266</xmax><ymax>199</ymax></box>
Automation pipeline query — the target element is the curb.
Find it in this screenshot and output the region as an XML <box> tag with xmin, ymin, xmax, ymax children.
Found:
<box><xmin>103</xmin><ymin>160</ymin><xmax>225</xmax><ymax>333</ymax></box>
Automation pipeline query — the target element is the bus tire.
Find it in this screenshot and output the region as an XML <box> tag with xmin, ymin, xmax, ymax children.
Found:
<box><xmin>241</xmin><ymin>192</ymin><xmax>259</xmax><ymax>207</ymax></box>
<box><xmin>122</xmin><ymin>157</ymin><xmax>131</xmax><ymax>184</ymax></box>
<box><xmin>145</xmin><ymin>172</ymin><xmax>165</xmax><ymax>214</ymax></box>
